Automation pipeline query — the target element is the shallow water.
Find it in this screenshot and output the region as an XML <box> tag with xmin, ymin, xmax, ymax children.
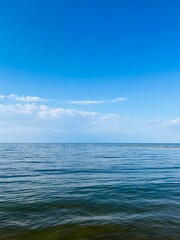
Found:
<box><xmin>0</xmin><ymin>143</ymin><xmax>179</xmax><ymax>239</ymax></box>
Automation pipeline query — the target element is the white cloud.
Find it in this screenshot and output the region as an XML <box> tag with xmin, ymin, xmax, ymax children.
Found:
<box><xmin>68</xmin><ymin>97</ymin><xmax>129</xmax><ymax>105</ymax></box>
<box><xmin>0</xmin><ymin>102</ymin><xmax>131</xmax><ymax>142</ymax></box>
<box><xmin>1</xmin><ymin>93</ymin><xmax>180</xmax><ymax>142</ymax></box>
<box><xmin>0</xmin><ymin>103</ymin><xmax>38</xmax><ymax>114</ymax></box>
<box><xmin>0</xmin><ymin>94</ymin><xmax>47</xmax><ymax>102</ymax></box>
<box><xmin>0</xmin><ymin>103</ymin><xmax>103</xmax><ymax>119</ymax></box>
<box><xmin>69</xmin><ymin>100</ymin><xmax>105</xmax><ymax>105</ymax></box>
<box><xmin>110</xmin><ymin>98</ymin><xmax>129</xmax><ymax>103</ymax></box>
<box><xmin>37</xmin><ymin>105</ymin><xmax>98</xmax><ymax>118</ymax></box>
<box><xmin>164</xmin><ymin>118</ymin><xmax>180</xmax><ymax>126</ymax></box>
<box><xmin>0</xmin><ymin>94</ymin><xmax>128</xmax><ymax>105</ymax></box>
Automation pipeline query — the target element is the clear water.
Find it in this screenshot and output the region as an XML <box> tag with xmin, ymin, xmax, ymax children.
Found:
<box><xmin>0</xmin><ymin>143</ymin><xmax>179</xmax><ymax>240</ymax></box>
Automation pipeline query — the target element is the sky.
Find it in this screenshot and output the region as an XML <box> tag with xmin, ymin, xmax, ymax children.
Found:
<box><xmin>0</xmin><ymin>0</ymin><xmax>180</xmax><ymax>142</ymax></box>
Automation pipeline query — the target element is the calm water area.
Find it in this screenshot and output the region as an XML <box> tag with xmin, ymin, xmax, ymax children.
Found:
<box><xmin>0</xmin><ymin>143</ymin><xmax>179</xmax><ymax>239</ymax></box>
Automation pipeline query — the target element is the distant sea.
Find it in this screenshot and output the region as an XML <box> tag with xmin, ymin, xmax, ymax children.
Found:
<box><xmin>0</xmin><ymin>143</ymin><xmax>179</xmax><ymax>240</ymax></box>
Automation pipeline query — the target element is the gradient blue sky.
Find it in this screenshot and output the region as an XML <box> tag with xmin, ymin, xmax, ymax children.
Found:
<box><xmin>0</xmin><ymin>0</ymin><xmax>180</xmax><ymax>142</ymax></box>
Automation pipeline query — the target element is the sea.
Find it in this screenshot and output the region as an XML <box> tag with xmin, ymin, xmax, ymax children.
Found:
<box><xmin>0</xmin><ymin>143</ymin><xmax>179</xmax><ymax>240</ymax></box>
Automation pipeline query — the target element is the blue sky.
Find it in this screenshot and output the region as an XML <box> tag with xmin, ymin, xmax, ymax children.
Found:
<box><xmin>0</xmin><ymin>0</ymin><xmax>180</xmax><ymax>142</ymax></box>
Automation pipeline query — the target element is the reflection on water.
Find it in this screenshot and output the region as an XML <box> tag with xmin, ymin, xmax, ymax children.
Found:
<box><xmin>0</xmin><ymin>143</ymin><xmax>180</xmax><ymax>239</ymax></box>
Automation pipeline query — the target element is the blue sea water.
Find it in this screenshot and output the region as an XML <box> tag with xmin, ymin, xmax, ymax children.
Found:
<box><xmin>0</xmin><ymin>143</ymin><xmax>179</xmax><ymax>239</ymax></box>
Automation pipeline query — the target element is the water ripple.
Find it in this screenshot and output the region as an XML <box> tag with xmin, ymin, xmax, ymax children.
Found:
<box><xmin>0</xmin><ymin>143</ymin><xmax>179</xmax><ymax>239</ymax></box>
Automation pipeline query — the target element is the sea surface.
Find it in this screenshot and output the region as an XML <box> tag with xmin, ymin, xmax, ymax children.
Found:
<box><xmin>0</xmin><ymin>143</ymin><xmax>179</xmax><ymax>240</ymax></box>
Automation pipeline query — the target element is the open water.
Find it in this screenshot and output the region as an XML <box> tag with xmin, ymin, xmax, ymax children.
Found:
<box><xmin>0</xmin><ymin>143</ymin><xmax>179</xmax><ymax>239</ymax></box>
